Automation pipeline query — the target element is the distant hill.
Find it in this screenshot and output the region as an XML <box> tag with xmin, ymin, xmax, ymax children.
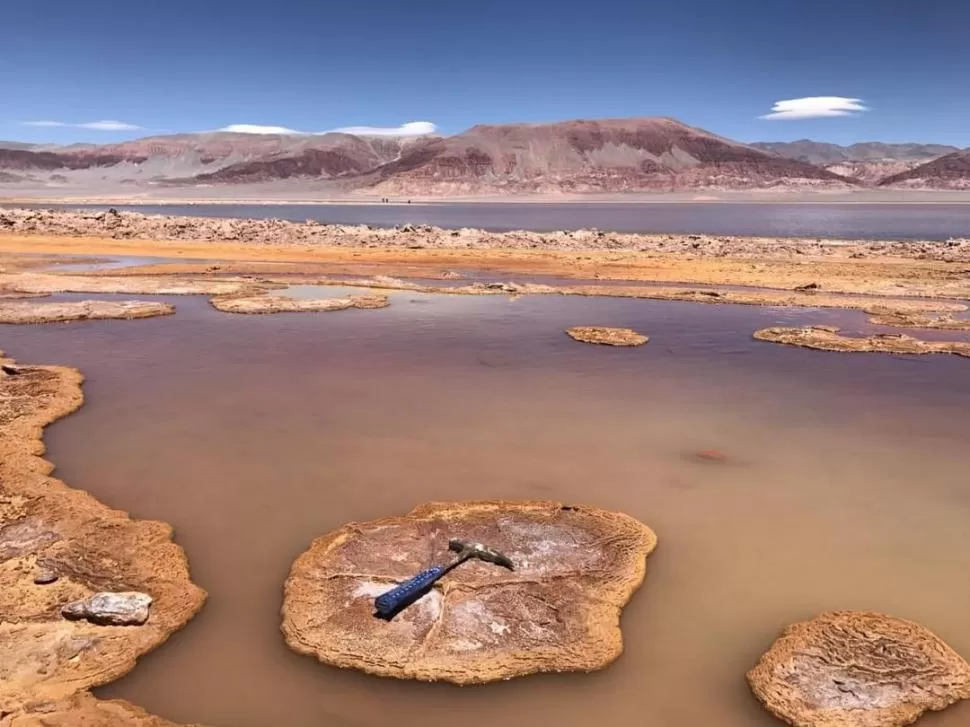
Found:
<box><xmin>191</xmin><ymin>134</ymin><xmax>419</xmax><ymax>184</ymax></box>
<box><xmin>750</xmin><ymin>139</ymin><xmax>965</xmax><ymax>186</ymax></box>
<box><xmin>11</xmin><ymin>120</ymin><xmax>946</xmax><ymax>195</ymax></box>
<box><xmin>877</xmin><ymin>151</ymin><xmax>970</xmax><ymax>189</ymax></box>
<box><xmin>750</xmin><ymin>140</ymin><xmax>960</xmax><ymax>165</ymax></box>
<box><xmin>0</xmin><ymin>141</ymin><xmax>39</xmax><ymax>151</ymax></box>
<box><xmin>366</xmin><ymin>118</ymin><xmax>853</xmax><ymax>195</ymax></box>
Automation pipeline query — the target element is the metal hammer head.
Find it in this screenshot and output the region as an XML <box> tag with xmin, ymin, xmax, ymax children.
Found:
<box><xmin>448</xmin><ymin>538</ymin><xmax>515</xmax><ymax>570</ymax></box>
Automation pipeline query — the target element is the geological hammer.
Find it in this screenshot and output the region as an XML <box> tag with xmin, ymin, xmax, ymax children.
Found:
<box><xmin>374</xmin><ymin>538</ymin><xmax>514</xmax><ymax>618</ymax></box>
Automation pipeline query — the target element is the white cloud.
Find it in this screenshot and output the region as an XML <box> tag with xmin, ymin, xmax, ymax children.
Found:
<box><xmin>760</xmin><ymin>97</ymin><xmax>868</xmax><ymax>120</ymax></box>
<box><xmin>217</xmin><ymin>121</ymin><xmax>437</xmax><ymax>137</ymax></box>
<box><xmin>217</xmin><ymin>124</ymin><xmax>303</xmax><ymax>135</ymax></box>
<box><xmin>328</xmin><ymin>121</ymin><xmax>437</xmax><ymax>137</ymax></box>
<box><xmin>23</xmin><ymin>119</ymin><xmax>144</xmax><ymax>131</ymax></box>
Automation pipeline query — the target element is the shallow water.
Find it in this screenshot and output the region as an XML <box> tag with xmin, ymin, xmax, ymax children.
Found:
<box><xmin>4</xmin><ymin>292</ymin><xmax>970</xmax><ymax>727</ymax></box>
<box><xmin>9</xmin><ymin>201</ymin><xmax>970</xmax><ymax>239</ymax></box>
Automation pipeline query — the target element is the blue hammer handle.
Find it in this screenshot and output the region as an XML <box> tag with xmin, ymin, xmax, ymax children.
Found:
<box><xmin>375</xmin><ymin>565</ymin><xmax>447</xmax><ymax>617</ymax></box>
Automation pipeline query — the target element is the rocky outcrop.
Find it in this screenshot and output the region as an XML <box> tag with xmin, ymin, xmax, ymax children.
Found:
<box><xmin>865</xmin><ymin>307</ymin><xmax>970</xmax><ymax>330</ymax></box>
<box><xmin>0</xmin><ymin>350</ymin><xmax>205</xmax><ymax>721</ymax></box>
<box><xmin>753</xmin><ymin>326</ymin><xmax>970</xmax><ymax>358</ymax></box>
<box><xmin>5</xmin><ymin>691</ymin><xmax>199</xmax><ymax>726</ymax></box>
<box><xmin>0</xmin><ymin>300</ymin><xmax>175</xmax><ymax>324</ymax></box>
<box><xmin>282</xmin><ymin>500</ymin><xmax>657</xmax><ymax>684</ymax></box>
<box><xmin>0</xmin><ymin>270</ymin><xmax>252</xmax><ymax>296</ymax></box>
<box><xmin>2</xmin><ymin>208</ymin><xmax>970</xmax><ymax>263</ymax></box>
<box><xmin>565</xmin><ymin>326</ymin><xmax>648</xmax><ymax>346</ymax></box>
<box><xmin>748</xmin><ymin>611</ymin><xmax>970</xmax><ymax>727</ymax></box>
<box><xmin>210</xmin><ymin>292</ymin><xmax>389</xmax><ymax>314</ymax></box>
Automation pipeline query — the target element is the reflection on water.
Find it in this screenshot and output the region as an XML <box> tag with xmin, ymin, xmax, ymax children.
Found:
<box><xmin>3</xmin><ymin>294</ymin><xmax>969</xmax><ymax>727</ymax></box>
<box><xmin>45</xmin><ymin>255</ymin><xmax>215</xmax><ymax>273</ymax></box>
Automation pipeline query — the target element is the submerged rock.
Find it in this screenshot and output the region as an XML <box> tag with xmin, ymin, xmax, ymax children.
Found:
<box><xmin>748</xmin><ymin>611</ymin><xmax>970</xmax><ymax>727</ymax></box>
<box><xmin>566</xmin><ymin>326</ymin><xmax>649</xmax><ymax>346</ymax></box>
<box><xmin>62</xmin><ymin>592</ymin><xmax>153</xmax><ymax>626</ymax></box>
<box><xmin>282</xmin><ymin>500</ymin><xmax>657</xmax><ymax>684</ymax></box>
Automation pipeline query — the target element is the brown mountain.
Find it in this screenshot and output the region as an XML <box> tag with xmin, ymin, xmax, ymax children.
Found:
<box><xmin>0</xmin><ymin>119</ymin><xmax>863</xmax><ymax>193</ymax></box>
<box><xmin>0</xmin><ymin>148</ymin><xmax>135</xmax><ymax>171</ymax></box>
<box><xmin>365</xmin><ymin>118</ymin><xmax>852</xmax><ymax>195</ymax></box>
<box><xmin>877</xmin><ymin>151</ymin><xmax>970</xmax><ymax>189</ymax></box>
<box><xmin>190</xmin><ymin>134</ymin><xmax>417</xmax><ymax>183</ymax></box>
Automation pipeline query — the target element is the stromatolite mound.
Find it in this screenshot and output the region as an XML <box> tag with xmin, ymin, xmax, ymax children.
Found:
<box><xmin>210</xmin><ymin>292</ymin><xmax>389</xmax><ymax>314</ymax></box>
<box><xmin>282</xmin><ymin>500</ymin><xmax>657</xmax><ymax>684</ymax></box>
<box><xmin>754</xmin><ymin>326</ymin><xmax>970</xmax><ymax>359</ymax></box>
<box><xmin>0</xmin><ymin>300</ymin><xmax>174</xmax><ymax>324</ymax></box>
<box><xmin>748</xmin><ymin>611</ymin><xmax>970</xmax><ymax>727</ymax></box>
<box><xmin>566</xmin><ymin>326</ymin><xmax>649</xmax><ymax>346</ymax></box>
<box><xmin>0</xmin><ymin>350</ymin><xmax>205</xmax><ymax>719</ymax></box>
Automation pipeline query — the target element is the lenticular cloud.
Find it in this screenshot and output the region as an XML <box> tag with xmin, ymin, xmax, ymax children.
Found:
<box><xmin>760</xmin><ymin>97</ymin><xmax>868</xmax><ymax>120</ymax></box>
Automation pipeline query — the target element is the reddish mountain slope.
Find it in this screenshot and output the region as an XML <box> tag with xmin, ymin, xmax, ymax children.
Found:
<box><xmin>191</xmin><ymin>134</ymin><xmax>413</xmax><ymax>183</ymax></box>
<box><xmin>366</xmin><ymin>118</ymin><xmax>853</xmax><ymax>194</ymax></box>
<box><xmin>0</xmin><ymin>148</ymin><xmax>136</xmax><ymax>171</ymax></box>
<box><xmin>877</xmin><ymin>151</ymin><xmax>970</xmax><ymax>189</ymax></box>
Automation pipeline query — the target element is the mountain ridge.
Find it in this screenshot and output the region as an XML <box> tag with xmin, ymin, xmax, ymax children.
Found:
<box><xmin>2</xmin><ymin>120</ymin><xmax>965</xmax><ymax>194</ymax></box>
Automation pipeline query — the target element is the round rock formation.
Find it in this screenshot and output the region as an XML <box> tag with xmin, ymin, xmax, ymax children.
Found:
<box><xmin>747</xmin><ymin>611</ymin><xmax>970</xmax><ymax>727</ymax></box>
<box><xmin>566</xmin><ymin>326</ymin><xmax>649</xmax><ymax>346</ymax></box>
<box><xmin>282</xmin><ymin>500</ymin><xmax>657</xmax><ymax>684</ymax></box>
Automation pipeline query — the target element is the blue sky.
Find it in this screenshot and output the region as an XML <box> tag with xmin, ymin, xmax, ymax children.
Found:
<box><xmin>2</xmin><ymin>0</ymin><xmax>968</xmax><ymax>146</ymax></box>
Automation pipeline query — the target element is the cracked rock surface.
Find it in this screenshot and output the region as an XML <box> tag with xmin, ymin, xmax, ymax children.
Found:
<box><xmin>282</xmin><ymin>500</ymin><xmax>657</xmax><ymax>684</ymax></box>
<box><xmin>747</xmin><ymin>611</ymin><xmax>970</xmax><ymax>727</ymax></box>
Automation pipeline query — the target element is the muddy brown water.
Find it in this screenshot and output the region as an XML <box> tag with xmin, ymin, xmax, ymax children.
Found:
<box><xmin>3</xmin><ymin>291</ymin><xmax>970</xmax><ymax>727</ymax></box>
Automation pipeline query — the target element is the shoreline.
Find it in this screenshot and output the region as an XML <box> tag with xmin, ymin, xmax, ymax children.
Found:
<box><xmin>0</xmin><ymin>350</ymin><xmax>204</xmax><ymax>724</ymax></box>
<box><xmin>4</xmin><ymin>190</ymin><xmax>970</xmax><ymax>207</ymax></box>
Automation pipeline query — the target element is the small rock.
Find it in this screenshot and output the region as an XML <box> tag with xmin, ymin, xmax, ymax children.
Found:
<box><xmin>33</xmin><ymin>568</ymin><xmax>59</xmax><ymax>585</ymax></box>
<box><xmin>61</xmin><ymin>591</ymin><xmax>152</xmax><ymax>626</ymax></box>
<box><xmin>795</xmin><ymin>282</ymin><xmax>820</xmax><ymax>292</ymax></box>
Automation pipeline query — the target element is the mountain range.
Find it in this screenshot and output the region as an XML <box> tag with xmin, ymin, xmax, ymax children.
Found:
<box><xmin>1</xmin><ymin>119</ymin><xmax>967</xmax><ymax>196</ymax></box>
